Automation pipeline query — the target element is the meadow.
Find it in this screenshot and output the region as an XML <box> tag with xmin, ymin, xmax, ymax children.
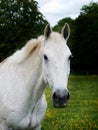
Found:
<box><xmin>42</xmin><ymin>75</ymin><xmax>98</xmax><ymax>130</ymax></box>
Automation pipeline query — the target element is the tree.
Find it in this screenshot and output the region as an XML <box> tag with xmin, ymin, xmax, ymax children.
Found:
<box><xmin>53</xmin><ymin>17</ymin><xmax>74</xmax><ymax>31</ymax></box>
<box><xmin>0</xmin><ymin>0</ymin><xmax>48</xmax><ymax>61</ymax></box>
<box><xmin>72</xmin><ymin>2</ymin><xmax>98</xmax><ymax>73</ymax></box>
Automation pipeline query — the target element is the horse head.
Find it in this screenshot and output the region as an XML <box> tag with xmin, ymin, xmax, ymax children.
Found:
<box><xmin>42</xmin><ymin>23</ymin><xmax>72</xmax><ymax>108</ymax></box>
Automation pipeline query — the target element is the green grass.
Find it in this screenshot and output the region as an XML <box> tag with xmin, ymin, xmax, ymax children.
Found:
<box><xmin>42</xmin><ymin>75</ymin><xmax>98</xmax><ymax>130</ymax></box>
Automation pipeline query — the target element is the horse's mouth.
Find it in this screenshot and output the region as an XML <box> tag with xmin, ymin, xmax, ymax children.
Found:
<box><xmin>52</xmin><ymin>98</ymin><xmax>68</xmax><ymax>108</ymax></box>
<box><xmin>52</xmin><ymin>89</ymin><xmax>70</xmax><ymax>108</ymax></box>
<box><xmin>53</xmin><ymin>102</ymin><xmax>67</xmax><ymax>108</ymax></box>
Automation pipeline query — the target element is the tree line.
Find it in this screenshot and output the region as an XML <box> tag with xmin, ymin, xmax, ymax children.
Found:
<box><xmin>0</xmin><ymin>1</ymin><xmax>98</xmax><ymax>73</ymax></box>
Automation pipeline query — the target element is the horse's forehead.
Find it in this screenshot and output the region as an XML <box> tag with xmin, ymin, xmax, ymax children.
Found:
<box><xmin>44</xmin><ymin>39</ymin><xmax>70</xmax><ymax>57</ymax></box>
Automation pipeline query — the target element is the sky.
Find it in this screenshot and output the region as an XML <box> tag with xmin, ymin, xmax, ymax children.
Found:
<box><xmin>37</xmin><ymin>0</ymin><xmax>98</xmax><ymax>26</ymax></box>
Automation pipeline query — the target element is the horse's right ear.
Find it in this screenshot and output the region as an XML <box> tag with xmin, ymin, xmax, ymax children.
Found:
<box><xmin>44</xmin><ymin>24</ymin><xmax>52</xmax><ymax>40</ymax></box>
<box><xmin>61</xmin><ymin>23</ymin><xmax>70</xmax><ymax>41</ymax></box>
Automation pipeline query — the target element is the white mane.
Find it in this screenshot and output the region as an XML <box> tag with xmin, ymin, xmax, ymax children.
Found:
<box><xmin>1</xmin><ymin>38</ymin><xmax>43</xmax><ymax>65</ymax></box>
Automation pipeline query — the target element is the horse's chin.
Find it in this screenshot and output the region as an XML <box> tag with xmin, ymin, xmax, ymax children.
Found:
<box><xmin>53</xmin><ymin>103</ymin><xmax>67</xmax><ymax>108</ymax></box>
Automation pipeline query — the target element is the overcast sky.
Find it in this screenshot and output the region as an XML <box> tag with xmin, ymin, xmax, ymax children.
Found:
<box><xmin>37</xmin><ymin>0</ymin><xmax>98</xmax><ymax>26</ymax></box>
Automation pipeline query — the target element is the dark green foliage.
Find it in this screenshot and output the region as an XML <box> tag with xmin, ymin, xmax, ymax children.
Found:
<box><xmin>72</xmin><ymin>2</ymin><xmax>98</xmax><ymax>72</ymax></box>
<box><xmin>0</xmin><ymin>0</ymin><xmax>48</xmax><ymax>61</ymax></box>
<box><xmin>53</xmin><ymin>17</ymin><xmax>73</xmax><ymax>32</ymax></box>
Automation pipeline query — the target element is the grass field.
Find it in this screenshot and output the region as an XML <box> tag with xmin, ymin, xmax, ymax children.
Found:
<box><xmin>42</xmin><ymin>75</ymin><xmax>98</xmax><ymax>130</ymax></box>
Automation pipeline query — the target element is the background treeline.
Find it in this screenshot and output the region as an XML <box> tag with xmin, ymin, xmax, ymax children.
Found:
<box><xmin>0</xmin><ymin>1</ymin><xmax>98</xmax><ymax>74</ymax></box>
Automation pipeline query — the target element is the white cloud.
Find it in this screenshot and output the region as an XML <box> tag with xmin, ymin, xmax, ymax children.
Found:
<box><xmin>37</xmin><ymin>0</ymin><xmax>98</xmax><ymax>26</ymax></box>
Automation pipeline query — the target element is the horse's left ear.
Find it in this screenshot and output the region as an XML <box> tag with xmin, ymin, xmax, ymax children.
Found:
<box><xmin>61</xmin><ymin>23</ymin><xmax>70</xmax><ymax>40</ymax></box>
<box><xmin>44</xmin><ymin>24</ymin><xmax>52</xmax><ymax>40</ymax></box>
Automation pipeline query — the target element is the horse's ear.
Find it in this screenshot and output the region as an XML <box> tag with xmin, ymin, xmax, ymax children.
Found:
<box><xmin>44</xmin><ymin>24</ymin><xmax>52</xmax><ymax>39</ymax></box>
<box><xmin>61</xmin><ymin>23</ymin><xmax>70</xmax><ymax>40</ymax></box>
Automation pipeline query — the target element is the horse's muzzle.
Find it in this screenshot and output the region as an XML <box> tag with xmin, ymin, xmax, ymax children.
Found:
<box><xmin>52</xmin><ymin>89</ymin><xmax>70</xmax><ymax>108</ymax></box>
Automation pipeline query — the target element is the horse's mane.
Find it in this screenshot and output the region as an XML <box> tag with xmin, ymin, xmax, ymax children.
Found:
<box><xmin>0</xmin><ymin>38</ymin><xmax>43</xmax><ymax>65</ymax></box>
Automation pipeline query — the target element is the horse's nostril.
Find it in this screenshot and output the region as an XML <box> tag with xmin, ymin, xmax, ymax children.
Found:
<box><xmin>53</xmin><ymin>92</ymin><xmax>58</xmax><ymax>102</ymax></box>
<box><xmin>52</xmin><ymin>89</ymin><xmax>70</xmax><ymax>108</ymax></box>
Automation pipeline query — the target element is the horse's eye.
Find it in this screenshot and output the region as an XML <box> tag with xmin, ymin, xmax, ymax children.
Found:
<box><xmin>69</xmin><ymin>55</ymin><xmax>73</xmax><ymax>60</ymax></box>
<box><xmin>44</xmin><ymin>54</ymin><xmax>48</xmax><ymax>61</ymax></box>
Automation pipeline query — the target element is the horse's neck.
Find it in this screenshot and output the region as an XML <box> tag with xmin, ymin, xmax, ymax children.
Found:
<box><xmin>0</xmin><ymin>41</ymin><xmax>46</xmax><ymax>115</ymax></box>
<box><xmin>27</xmin><ymin>74</ymin><xmax>46</xmax><ymax>114</ymax></box>
<box><xmin>20</xmin><ymin>51</ymin><xmax>46</xmax><ymax>112</ymax></box>
<box><xmin>21</xmin><ymin>49</ymin><xmax>43</xmax><ymax>86</ymax></box>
